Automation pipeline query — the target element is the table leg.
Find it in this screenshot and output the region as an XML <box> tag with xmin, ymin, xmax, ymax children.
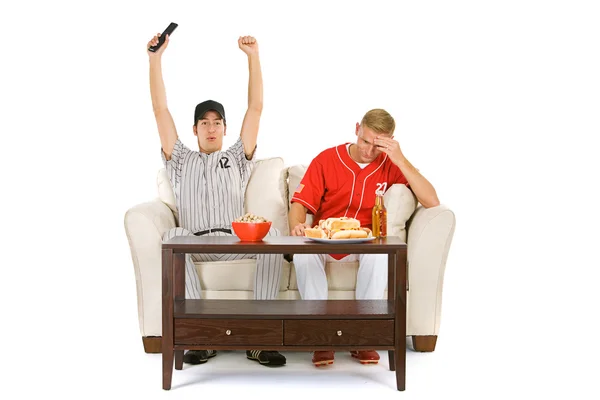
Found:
<box><xmin>387</xmin><ymin>252</ymin><xmax>396</xmax><ymax>371</ymax></box>
<box><xmin>175</xmin><ymin>351</ymin><xmax>184</xmax><ymax>370</ymax></box>
<box><xmin>162</xmin><ymin>249</ymin><xmax>174</xmax><ymax>390</ymax></box>
<box><xmin>173</xmin><ymin>253</ymin><xmax>185</xmax><ymax>370</ymax></box>
<box><xmin>174</xmin><ymin>253</ymin><xmax>185</xmax><ymax>301</ymax></box>
<box><xmin>395</xmin><ymin>248</ymin><xmax>407</xmax><ymax>391</ymax></box>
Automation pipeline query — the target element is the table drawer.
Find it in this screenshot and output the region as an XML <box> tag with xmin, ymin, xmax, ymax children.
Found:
<box><xmin>174</xmin><ymin>319</ymin><xmax>283</xmax><ymax>345</ymax></box>
<box><xmin>284</xmin><ymin>319</ymin><xmax>394</xmax><ymax>346</ymax></box>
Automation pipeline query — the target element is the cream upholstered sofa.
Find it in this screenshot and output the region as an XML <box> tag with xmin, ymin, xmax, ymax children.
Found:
<box><xmin>124</xmin><ymin>157</ymin><xmax>456</xmax><ymax>354</ymax></box>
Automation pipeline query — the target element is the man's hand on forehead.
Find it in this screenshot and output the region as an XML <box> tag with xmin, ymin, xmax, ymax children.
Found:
<box><xmin>374</xmin><ymin>136</ymin><xmax>402</xmax><ymax>160</ymax></box>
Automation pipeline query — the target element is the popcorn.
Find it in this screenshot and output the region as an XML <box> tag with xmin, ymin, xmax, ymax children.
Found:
<box><xmin>234</xmin><ymin>212</ymin><xmax>269</xmax><ymax>223</ymax></box>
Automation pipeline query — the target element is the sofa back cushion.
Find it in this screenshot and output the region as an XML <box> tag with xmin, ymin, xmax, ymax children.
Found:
<box><xmin>383</xmin><ymin>183</ymin><xmax>417</xmax><ymax>242</ymax></box>
<box><xmin>244</xmin><ymin>157</ymin><xmax>289</xmax><ymax>235</ymax></box>
<box><xmin>157</xmin><ymin>157</ymin><xmax>289</xmax><ymax>235</ymax></box>
<box><xmin>157</xmin><ymin>168</ymin><xmax>179</xmax><ymax>225</ymax></box>
<box><xmin>284</xmin><ymin>164</ymin><xmax>416</xmax><ymax>240</ymax></box>
<box><xmin>286</xmin><ymin>165</ymin><xmax>314</xmax><ymax>227</ymax></box>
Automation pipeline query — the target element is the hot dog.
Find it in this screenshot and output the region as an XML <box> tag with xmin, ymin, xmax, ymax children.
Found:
<box><xmin>304</xmin><ymin>227</ymin><xmax>327</xmax><ymax>239</ymax></box>
<box><xmin>329</xmin><ymin>229</ymin><xmax>369</xmax><ymax>239</ymax></box>
<box><xmin>304</xmin><ymin>217</ymin><xmax>372</xmax><ymax>239</ymax></box>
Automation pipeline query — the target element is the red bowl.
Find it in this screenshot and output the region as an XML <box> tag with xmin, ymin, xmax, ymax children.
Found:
<box><xmin>231</xmin><ymin>221</ymin><xmax>272</xmax><ymax>242</ymax></box>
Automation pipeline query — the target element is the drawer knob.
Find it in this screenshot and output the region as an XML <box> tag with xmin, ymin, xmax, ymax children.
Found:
<box><xmin>337</xmin><ymin>330</ymin><xmax>342</xmax><ymax>336</ymax></box>
<box><xmin>226</xmin><ymin>329</ymin><xmax>231</xmax><ymax>336</ymax></box>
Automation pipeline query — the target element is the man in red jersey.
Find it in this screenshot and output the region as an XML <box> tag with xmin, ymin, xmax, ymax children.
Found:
<box><xmin>289</xmin><ymin>108</ymin><xmax>440</xmax><ymax>367</ymax></box>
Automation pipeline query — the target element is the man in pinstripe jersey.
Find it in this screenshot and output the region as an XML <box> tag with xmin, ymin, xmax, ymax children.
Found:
<box><xmin>147</xmin><ymin>33</ymin><xmax>285</xmax><ymax>366</ymax></box>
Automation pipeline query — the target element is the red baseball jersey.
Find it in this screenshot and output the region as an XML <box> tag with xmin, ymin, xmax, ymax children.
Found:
<box><xmin>292</xmin><ymin>143</ymin><xmax>409</xmax><ymax>259</ymax></box>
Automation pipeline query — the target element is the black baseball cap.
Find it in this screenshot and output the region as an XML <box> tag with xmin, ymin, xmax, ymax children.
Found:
<box><xmin>194</xmin><ymin>100</ymin><xmax>226</xmax><ymax>124</ymax></box>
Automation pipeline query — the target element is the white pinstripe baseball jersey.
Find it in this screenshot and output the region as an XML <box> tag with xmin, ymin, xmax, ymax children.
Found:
<box><xmin>161</xmin><ymin>137</ymin><xmax>255</xmax><ymax>233</ymax></box>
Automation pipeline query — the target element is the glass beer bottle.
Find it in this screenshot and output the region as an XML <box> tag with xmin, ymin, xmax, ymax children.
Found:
<box><xmin>372</xmin><ymin>190</ymin><xmax>387</xmax><ymax>238</ymax></box>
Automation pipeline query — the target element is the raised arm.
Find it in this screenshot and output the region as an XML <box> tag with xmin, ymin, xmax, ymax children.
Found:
<box><xmin>237</xmin><ymin>35</ymin><xmax>263</xmax><ymax>159</ymax></box>
<box><xmin>148</xmin><ymin>33</ymin><xmax>178</xmax><ymax>160</ymax></box>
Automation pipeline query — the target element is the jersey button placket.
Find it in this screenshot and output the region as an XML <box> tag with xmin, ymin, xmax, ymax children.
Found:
<box><xmin>356</xmin><ymin>178</ymin><xmax>363</xmax><ymax>197</ymax></box>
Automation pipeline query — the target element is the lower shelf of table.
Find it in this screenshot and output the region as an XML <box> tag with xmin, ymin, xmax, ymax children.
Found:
<box><xmin>172</xmin><ymin>344</ymin><xmax>398</xmax><ymax>350</ymax></box>
<box><xmin>173</xmin><ymin>299</ymin><xmax>397</xmax><ymax>319</ymax></box>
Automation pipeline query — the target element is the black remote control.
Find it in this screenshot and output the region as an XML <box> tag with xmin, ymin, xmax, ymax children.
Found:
<box><xmin>148</xmin><ymin>22</ymin><xmax>178</xmax><ymax>52</ymax></box>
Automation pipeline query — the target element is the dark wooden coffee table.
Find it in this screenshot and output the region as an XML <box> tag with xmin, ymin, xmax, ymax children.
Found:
<box><xmin>161</xmin><ymin>236</ymin><xmax>407</xmax><ymax>391</ymax></box>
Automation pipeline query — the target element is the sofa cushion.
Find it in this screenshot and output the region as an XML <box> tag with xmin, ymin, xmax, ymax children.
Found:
<box><xmin>157</xmin><ymin>168</ymin><xmax>179</xmax><ymax>225</ymax></box>
<box><xmin>245</xmin><ymin>157</ymin><xmax>289</xmax><ymax>236</ymax></box>
<box><xmin>196</xmin><ymin>259</ymin><xmax>291</xmax><ymax>292</ymax></box>
<box><xmin>286</xmin><ymin>164</ymin><xmax>308</xmax><ymax>206</ymax></box>
<box><xmin>286</xmin><ymin>165</ymin><xmax>314</xmax><ymax>227</ymax></box>
<box><xmin>157</xmin><ymin>157</ymin><xmax>289</xmax><ymax>234</ymax></box>
<box><xmin>288</xmin><ymin>261</ymin><xmax>358</xmax><ymax>291</ymax></box>
<box><xmin>384</xmin><ymin>183</ymin><xmax>418</xmax><ymax>242</ymax></box>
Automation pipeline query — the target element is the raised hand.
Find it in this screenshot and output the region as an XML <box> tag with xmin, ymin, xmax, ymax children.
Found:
<box><xmin>374</xmin><ymin>135</ymin><xmax>405</xmax><ymax>165</ymax></box>
<box><xmin>147</xmin><ymin>33</ymin><xmax>170</xmax><ymax>57</ymax></box>
<box><xmin>238</xmin><ymin>35</ymin><xmax>259</xmax><ymax>56</ymax></box>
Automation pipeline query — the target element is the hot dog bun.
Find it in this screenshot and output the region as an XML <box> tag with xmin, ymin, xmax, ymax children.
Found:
<box><xmin>304</xmin><ymin>227</ymin><xmax>327</xmax><ymax>239</ymax></box>
<box><xmin>329</xmin><ymin>229</ymin><xmax>369</xmax><ymax>239</ymax></box>
<box><xmin>304</xmin><ymin>217</ymin><xmax>372</xmax><ymax>240</ymax></box>
<box><xmin>321</xmin><ymin>217</ymin><xmax>361</xmax><ymax>231</ymax></box>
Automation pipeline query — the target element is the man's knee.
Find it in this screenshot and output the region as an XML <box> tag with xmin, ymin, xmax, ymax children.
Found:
<box><xmin>293</xmin><ymin>254</ymin><xmax>314</xmax><ymax>271</ymax></box>
<box><xmin>162</xmin><ymin>227</ymin><xmax>194</xmax><ymax>241</ymax></box>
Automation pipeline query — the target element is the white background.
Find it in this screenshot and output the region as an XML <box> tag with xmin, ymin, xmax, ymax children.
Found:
<box><xmin>1</xmin><ymin>0</ymin><xmax>599</xmax><ymax>398</ymax></box>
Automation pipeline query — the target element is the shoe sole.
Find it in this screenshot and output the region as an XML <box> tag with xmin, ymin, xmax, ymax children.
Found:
<box><xmin>184</xmin><ymin>351</ymin><xmax>217</xmax><ymax>365</ymax></box>
<box><xmin>313</xmin><ymin>359</ymin><xmax>334</xmax><ymax>366</ymax></box>
<box><xmin>314</xmin><ymin>361</ymin><xmax>334</xmax><ymax>367</ymax></box>
<box><xmin>358</xmin><ymin>360</ymin><xmax>379</xmax><ymax>365</ymax></box>
<box><xmin>246</xmin><ymin>356</ymin><xmax>286</xmax><ymax>366</ymax></box>
<box><xmin>350</xmin><ymin>353</ymin><xmax>379</xmax><ymax>365</ymax></box>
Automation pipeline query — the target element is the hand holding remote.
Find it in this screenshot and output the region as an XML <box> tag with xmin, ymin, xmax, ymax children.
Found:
<box><xmin>147</xmin><ymin>33</ymin><xmax>170</xmax><ymax>57</ymax></box>
<box><xmin>147</xmin><ymin>22</ymin><xmax>178</xmax><ymax>56</ymax></box>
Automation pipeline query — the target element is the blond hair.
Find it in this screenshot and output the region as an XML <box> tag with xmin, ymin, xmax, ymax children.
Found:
<box><xmin>360</xmin><ymin>109</ymin><xmax>395</xmax><ymax>136</ymax></box>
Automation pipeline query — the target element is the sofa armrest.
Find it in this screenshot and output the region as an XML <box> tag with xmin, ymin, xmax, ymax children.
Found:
<box><xmin>124</xmin><ymin>199</ymin><xmax>176</xmax><ymax>337</ymax></box>
<box><xmin>406</xmin><ymin>204</ymin><xmax>456</xmax><ymax>336</ymax></box>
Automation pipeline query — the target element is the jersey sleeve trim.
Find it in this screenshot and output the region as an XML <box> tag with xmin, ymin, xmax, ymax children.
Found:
<box><xmin>291</xmin><ymin>196</ymin><xmax>318</xmax><ymax>214</ymax></box>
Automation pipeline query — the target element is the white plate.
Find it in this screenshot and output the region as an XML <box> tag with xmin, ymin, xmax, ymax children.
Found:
<box><xmin>306</xmin><ymin>237</ymin><xmax>376</xmax><ymax>244</ymax></box>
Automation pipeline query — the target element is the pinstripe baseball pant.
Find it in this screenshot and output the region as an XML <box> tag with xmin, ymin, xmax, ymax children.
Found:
<box><xmin>162</xmin><ymin>227</ymin><xmax>283</xmax><ymax>300</ymax></box>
